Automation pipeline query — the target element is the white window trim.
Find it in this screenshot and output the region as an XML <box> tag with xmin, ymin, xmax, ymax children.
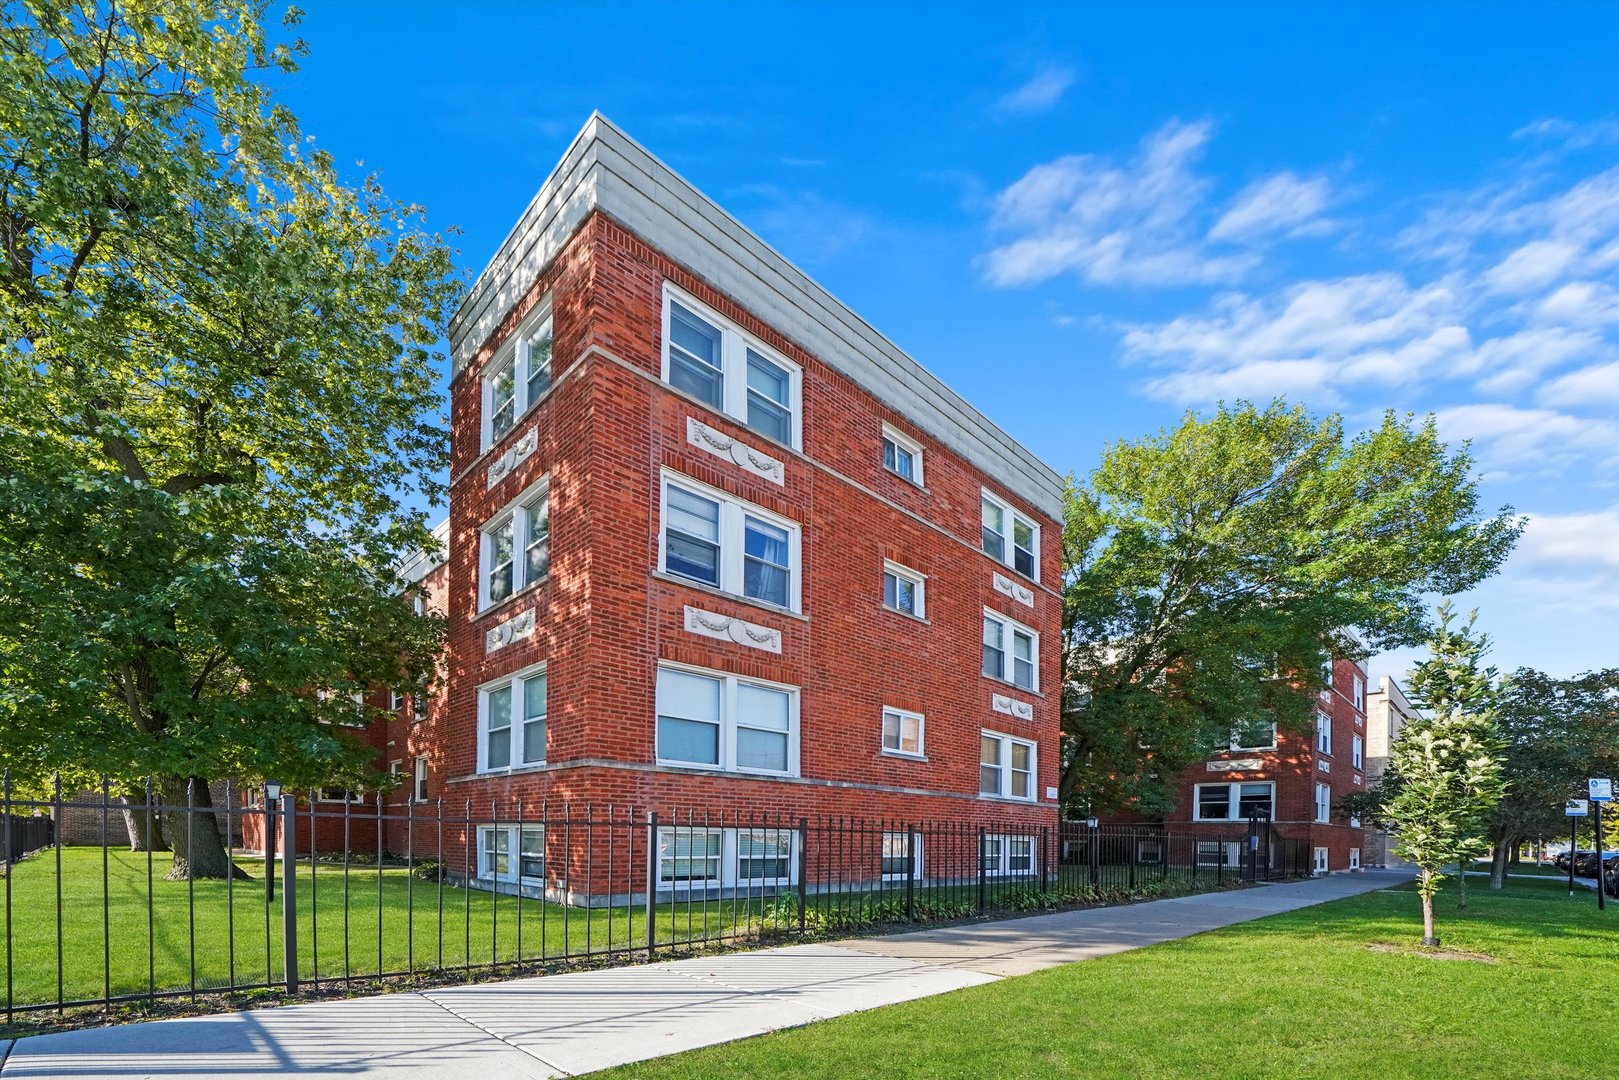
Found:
<box><xmin>654</xmin><ymin>826</ymin><xmax>799</xmax><ymax>889</ymax></box>
<box><xmin>882</xmin><ymin>560</ymin><xmax>927</xmax><ymax>620</ymax></box>
<box><xmin>979</xmin><ymin>729</ymin><xmax>1038</xmax><ymax>802</ymax></box>
<box><xmin>659</xmin><ymin>470</ymin><xmax>803</xmax><ymax>614</ymax></box>
<box><xmin>413</xmin><ymin>755</ymin><xmax>429</xmax><ymax>803</ymax></box>
<box><xmin>982</xmin><ymin>607</ymin><xmax>1040</xmax><ymax>692</ymax></box>
<box><xmin>880</xmin><ymin>706</ymin><xmax>926</xmax><ymax>759</ymax></box>
<box><xmin>1191</xmin><ymin>781</ymin><xmax>1276</xmax><ymax>822</ymax></box>
<box><xmin>980</xmin><ymin>488</ymin><xmax>1040</xmax><ymax>583</ymax></box>
<box><xmin>1195</xmin><ymin>840</ymin><xmax>1244</xmax><ymax>869</ymax></box>
<box><xmin>880</xmin><ymin>831</ymin><xmax>924</xmax><ymax>882</ymax></box>
<box><xmin>480</xmin><ymin>299</ymin><xmax>554</xmax><ymax>451</ymax></box>
<box><xmin>881</xmin><ymin>422</ymin><xmax>925</xmax><ymax>487</ymax></box>
<box><xmin>1230</xmin><ymin>721</ymin><xmax>1278</xmax><ymax>752</ymax></box>
<box><xmin>661</xmin><ymin>283</ymin><xmax>803</xmax><ymax>451</ymax></box>
<box><xmin>389</xmin><ymin>689</ymin><xmax>404</xmax><ymax>711</ymax></box>
<box><xmin>314</xmin><ymin>788</ymin><xmax>364</xmax><ymax>804</ymax></box>
<box><xmin>475</xmin><ymin>661</ymin><xmax>548</xmax><ymax>774</ymax></box>
<box><xmin>1315</xmin><ymin>782</ymin><xmax>1332</xmax><ymax>824</ymax></box>
<box><xmin>476</xmin><ymin>823</ymin><xmax>547</xmax><ymax>885</ymax></box>
<box><xmin>1315</xmin><ymin>710</ymin><xmax>1333</xmax><ymax>756</ymax></box>
<box><xmin>478</xmin><ymin>478</ymin><xmax>550</xmax><ymax>612</ymax></box>
<box><xmin>655</xmin><ymin>661</ymin><xmax>801</xmax><ymax>778</ymax></box>
<box><xmin>1349</xmin><ymin>847</ymin><xmax>1361</xmax><ymax>870</ymax></box>
<box><xmin>1351</xmin><ymin>733</ymin><xmax>1364</xmax><ymax>770</ymax></box>
<box><xmin>1313</xmin><ymin>847</ymin><xmax>1329</xmax><ymax>874</ymax></box>
<box><xmin>1352</xmin><ymin>675</ymin><xmax>1365</xmax><ymax>711</ymax></box>
<box><xmin>980</xmin><ymin>833</ymin><xmax>1038</xmax><ymax>877</ymax></box>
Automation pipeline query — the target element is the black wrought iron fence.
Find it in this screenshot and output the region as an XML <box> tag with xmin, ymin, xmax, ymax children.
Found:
<box><xmin>0</xmin><ymin>774</ymin><xmax>1308</xmax><ymax>1023</ymax></box>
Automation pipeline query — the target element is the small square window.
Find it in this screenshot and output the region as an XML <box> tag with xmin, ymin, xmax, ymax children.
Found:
<box><xmin>881</xmin><ymin>708</ymin><xmax>924</xmax><ymax>757</ymax></box>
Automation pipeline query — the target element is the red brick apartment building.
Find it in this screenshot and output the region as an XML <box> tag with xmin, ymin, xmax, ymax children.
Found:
<box><xmin>1117</xmin><ymin>656</ymin><xmax>1370</xmax><ymax>875</ymax></box>
<box><xmin>248</xmin><ymin>115</ymin><xmax>1065</xmax><ymax>900</ymax></box>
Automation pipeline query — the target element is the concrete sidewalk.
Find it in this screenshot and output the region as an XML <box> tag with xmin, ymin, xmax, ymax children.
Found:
<box><xmin>0</xmin><ymin>870</ymin><xmax>1410</xmax><ymax>1079</ymax></box>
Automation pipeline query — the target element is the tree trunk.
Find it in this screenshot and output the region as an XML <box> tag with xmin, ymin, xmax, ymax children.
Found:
<box><xmin>1457</xmin><ymin>862</ymin><xmax>1468</xmax><ymax>909</ymax></box>
<box><xmin>1490</xmin><ymin>844</ymin><xmax>1509</xmax><ymax>890</ymax></box>
<box><xmin>161</xmin><ymin>776</ymin><xmax>245</xmax><ymax>880</ymax></box>
<box><xmin>120</xmin><ymin>786</ymin><xmax>169</xmax><ymax>852</ymax></box>
<box><xmin>1419</xmin><ymin>869</ymin><xmax>1439</xmax><ymax>946</ymax></box>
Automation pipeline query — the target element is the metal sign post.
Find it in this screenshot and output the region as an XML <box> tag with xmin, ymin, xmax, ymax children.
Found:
<box><xmin>1566</xmin><ymin>799</ymin><xmax>1589</xmax><ymax>897</ymax></box>
<box><xmin>1588</xmin><ymin>780</ymin><xmax>1612</xmax><ymax>911</ymax></box>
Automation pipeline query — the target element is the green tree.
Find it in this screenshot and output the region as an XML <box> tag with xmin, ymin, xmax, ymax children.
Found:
<box><xmin>1484</xmin><ymin>668</ymin><xmax>1619</xmax><ymax>888</ymax></box>
<box><xmin>1060</xmin><ymin>402</ymin><xmax>1521</xmax><ymax>813</ymax></box>
<box><xmin>0</xmin><ymin>1</ymin><xmax>459</xmax><ymax>877</ymax></box>
<box><xmin>1386</xmin><ymin>604</ymin><xmax>1507</xmax><ymax>944</ymax></box>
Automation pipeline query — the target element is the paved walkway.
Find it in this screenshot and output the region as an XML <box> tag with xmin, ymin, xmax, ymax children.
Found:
<box><xmin>0</xmin><ymin>870</ymin><xmax>1411</xmax><ymax>1079</ymax></box>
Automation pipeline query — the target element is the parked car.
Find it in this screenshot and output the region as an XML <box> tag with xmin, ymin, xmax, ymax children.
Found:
<box><xmin>1572</xmin><ymin>851</ymin><xmax>1603</xmax><ymax>877</ymax></box>
<box><xmin>1554</xmin><ymin>851</ymin><xmax>1574</xmax><ymax>870</ymax></box>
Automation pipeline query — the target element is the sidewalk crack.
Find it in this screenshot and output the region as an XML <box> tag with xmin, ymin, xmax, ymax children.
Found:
<box><xmin>417</xmin><ymin>990</ymin><xmax>572</xmax><ymax>1077</ymax></box>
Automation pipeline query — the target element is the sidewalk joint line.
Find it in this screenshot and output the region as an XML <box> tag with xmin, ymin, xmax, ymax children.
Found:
<box><xmin>415</xmin><ymin>990</ymin><xmax>574</xmax><ymax>1077</ymax></box>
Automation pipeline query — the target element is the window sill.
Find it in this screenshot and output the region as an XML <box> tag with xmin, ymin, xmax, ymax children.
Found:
<box><xmin>473</xmin><ymin>762</ymin><xmax>548</xmax><ymax>778</ymax></box>
<box><xmin>977</xmin><ymin>794</ymin><xmax>1039</xmax><ymax>806</ymax></box>
<box><xmin>651</xmin><ymin>571</ymin><xmax>809</xmax><ymax>622</ymax></box>
<box><xmin>880</xmin><ymin>749</ymin><xmax>928</xmax><ymax>762</ymax></box>
<box><xmin>881</xmin><ymin>604</ymin><xmax>929</xmax><ymax>625</ymax></box>
<box><xmin>882</xmin><ymin>465</ymin><xmax>928</xmax><ymax>492</ymax></box>
<box><xmin>653</xmin><ymin>759</ymin><xmax>800</xmax><ymax>780</ymax></box>
<box><xmin>474</xmin><ymin>576</ymin><xmax>549</xmax><ymax>623</ymax></box>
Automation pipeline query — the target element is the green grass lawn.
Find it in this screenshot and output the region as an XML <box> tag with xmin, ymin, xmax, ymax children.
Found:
<box><xmin>609</xmin><ymin>877</ymin><xmax>1619</xmax><ymax>1079</ymax></box>
<box><xmin>0</xmin><ymin>847</ymin><xmax>779</xmax><ymax>1011</ymax></box>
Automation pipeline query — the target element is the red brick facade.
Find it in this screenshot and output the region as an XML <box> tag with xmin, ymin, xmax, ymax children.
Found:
<box><xmin>1112</xmin><ymin>657</ymin><xmax>1370</xmax><ymax>874</ymax></box>
<box><xmin>248</xmin><ymin>126</ymin><xmax>1066</xmax><ymax>898</ymax></box>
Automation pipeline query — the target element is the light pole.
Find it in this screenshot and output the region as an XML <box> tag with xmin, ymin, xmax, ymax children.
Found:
<box><xmin>263</xmin><ymin>779</ymin><xmax>282</xmax><ymax>903</ymax></box>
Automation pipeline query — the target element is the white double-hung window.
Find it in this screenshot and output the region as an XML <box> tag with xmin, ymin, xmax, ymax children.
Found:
<box><xmin>1352</xmin><ymin>733</ymin><xmax>1364</xmax><ymax>770</ymax></box>
<box><xmin>479</xmin><ymin>480</ymin><xmax>550</xmax><ymax>610</ymax></box>
<box><xmin>477</xmin><ymin>663</ymin><xmax>547</xmax><ymax>773</ymax></box>
<box><xmin>980</xmin><ymin>490</ymin><xmax>1039</xmax><ymax>580</ymax></box>
<box><xmin>979</xmin><ymin>731</ymin><xmax>1036</xmax><ymax>801</ymax></box>
<box><xmin>480</xmin><ymin>302</ymin><xmax>554</xmax><ymax>449</ymax></box>
<box><xmin>477</xmin><ymin>823</ymin><xmax>546</xmax><ymax>884</ymax></box>
<box><xmin>1315</xmin><ymin>710</ymin><xmax>1333</xmax><ymax>756</ymax></box>
<box><xmin>660</xmin><ymin>473</ymin><xmax>801</xmax><ymax>612</ymax></box>
<box><xmin>1315</xmin><ymin>782</ymin><xmax>1332</xmax><ymax>823</ymax></box>
<box><xmin>654</xmin><ymin>826</ymin><xmax>797</xmax><ymax>890</ymax></box>
<box><xmin>980</xmin><ymin>834</ymin><xmax>1036</xmax><ymax>877</ymax></box>
<box><xmin>982</xmin><ymin>608</ymin><xmax>1037</xmax><ymax>691</ymax></box>
<box><xmin>656</xmin><ymin>664</ymin><xmax>799</xmax><ymax>776</ymax></box>
<box><xmin>662</xmin><ymin>285</ymin><xmax>801</xmax><ymax>450</ymax></box>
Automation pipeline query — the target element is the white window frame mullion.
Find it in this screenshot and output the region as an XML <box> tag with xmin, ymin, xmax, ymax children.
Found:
<box><xmin>662</xmin><ymin>283</ymin><xmax>802</xmax><ymax>452</ymax></box>
<box><xmin>660</xmin><ymin>471</ymin><xmax>801</xmax><ymax>613</ymax></box>
<box><xmin>983</xmin><ymin>607</ymin><xmax>1039</xmax><ymax>693</ymax></box>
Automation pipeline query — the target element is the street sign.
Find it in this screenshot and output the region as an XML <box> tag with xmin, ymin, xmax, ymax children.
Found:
<box><xmin>1590</xmin><ymin>778</ymin><xmax>1614</xmax><ymax>802</ymax></box>
<box><xmin>1567</xmin><ymin>799</ymin><xmax>1590</xmax><ymax>817</ymax></box>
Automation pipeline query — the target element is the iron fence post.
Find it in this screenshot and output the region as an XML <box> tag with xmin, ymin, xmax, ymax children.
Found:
<box><xmin>1128</xmin><ymin>830</ymin><xmax>1138</xmax><ymax>890</ymax></box>
<box><xmin>644</xmin><ymin>811</ymin><xmax>658</xmax><ymax>959</ymax></box>
<box><xmin>977</xmin><ymin>826</ymin><xmax>987</xmax><ymax>915</ymax></box>
<box><xmin>905</xmin><ymin>827</ymin><xmax>916</xmax><ymax>921</ymax></box>
<box><xmin>281</xmin><ymin>792</ymin><xmax>299</xmax><ymax>993</ymax></box>
<box><xmin>1038</xmin><ymin>827</ymin><xmax>1048</xmax><ymax>895</ymax></box>
<box><xmin>797</xmin><ymin>817</ymin><xmax>809</xmax><ymax>935</ymax></box>
<box><xmin>1089</xmin><ymin>822</ymin><xmax>1100</xmax><ymax>887</ymax></box>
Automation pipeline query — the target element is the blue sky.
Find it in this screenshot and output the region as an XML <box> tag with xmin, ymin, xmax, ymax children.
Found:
<box><xmin>280</xmin><ymin>2</ymin><xmax>1619</xmax><ymax>684</ymax></box>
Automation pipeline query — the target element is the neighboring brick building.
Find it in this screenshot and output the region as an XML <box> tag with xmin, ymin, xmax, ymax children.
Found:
<box><xmin>1363</xmin><ymin>675</ymin><xmax>1415</xmax><ymax>868</ymax></box>
<box><xmin>1107</xmin><ymin>655</ymin><xmax>1371</xmax><ymax>875</ymax></box>
<box><xmin>255</xmin><ymin>115</ymin><xmax>1065</xmax><ymax>900</ymax></box>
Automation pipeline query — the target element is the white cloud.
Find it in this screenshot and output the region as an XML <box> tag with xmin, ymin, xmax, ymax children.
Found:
<box><xmin>1536</xmin><ymin>281</ymin><xmax>1619</xmax><ymax>326</ymax></box>
<box><xmin>1433</xmin><ymin>403</ymin><xmax>1619</xmax><ymax>474</ymax></box>
<box><xmin>1540</xmin><ymin>359</ymin><xmax>1619</xmax><ymax>405</ymax></box>
<box><xmin>1208</xmin><ymin>172</ymin><xmax>1334</xmax><ymax>243</ymax></box>
<box><xmin>1462</xmin><ymin>326</ymin><xmax>1604</xmax><ymax>394</ymax></box>
<box><xmin>1484</xmin><ymin>239</ymin><xmax>1580</xmax><ymax>292</ymax></box>
<box><xmin>995</xmin><ymin>66</ymin><xmax>1076</xmax><ymax>116</ymax></box>
<box><xmin>1507</xmin><ymin>504</ymin><xmax>1619</xmax><ymax>616</ymax></box>
<box><xmin>982</xmin><ymin>120</ymin><xmax>1285</xmax><ymax>287</ymax></box>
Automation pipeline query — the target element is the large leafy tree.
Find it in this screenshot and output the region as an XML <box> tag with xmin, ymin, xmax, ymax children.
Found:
<box><xmin>1060</xmin><ymin>402</ymin><xmax>1521</xmax><ymax>814</ymax></box>
<box><xmin>1482</xmin><ymin>668</ymin><xmax>1619</xmax><ymax>888</ymax></box>
<box><xmin>1385</xmin><ymin>605</ymin><xmax>1506</xmax><ymax>942</ymax></box>
<box><xmin>0</xmin><ymin>2</ymin><xmax>458</xmax><ymax>877</ymax></box>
